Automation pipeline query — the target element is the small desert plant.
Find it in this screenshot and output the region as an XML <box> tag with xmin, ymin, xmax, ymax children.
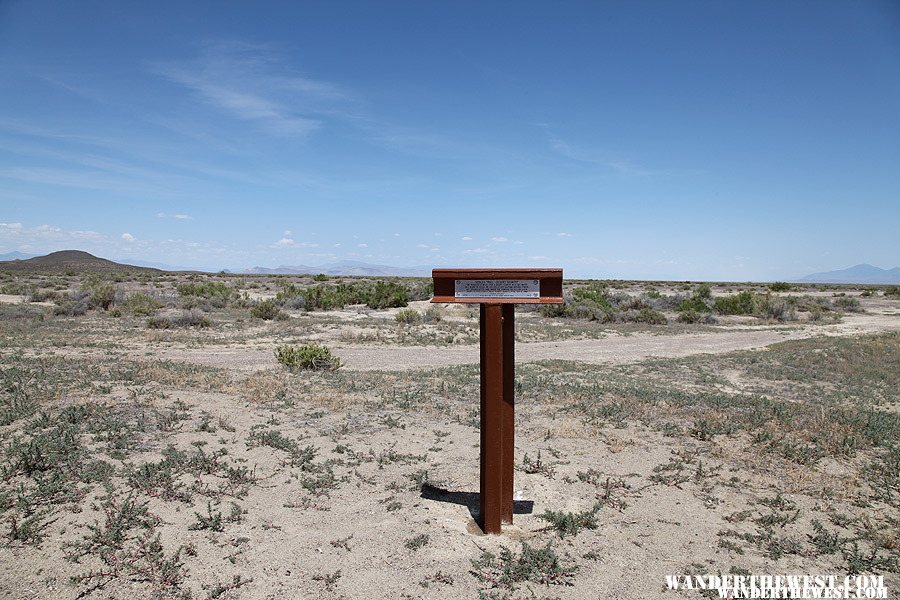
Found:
<box><xmin>755</xmin><ymin>294</ymin><xmax>797</xmax><ymax>321</ymax></box>
<box><xmin>176</xmin><ymin>281</ymin><xmax>232</xmax><ymax>307</ymax></box>
<box><xmin>538</xmin><ymin>503</ymin><xmax>602</xmax><ymax>537</ymax></box>
<box><xmin>395</xmin><ymin>308</ymin><xmax>422</xmax><ymax>325</ymax></box>
<box><xmin>28</xmin><ymin>289</ymin><xmax>60</xmax><ymax>303</ymax></box>
<box><xmin>470</xmin><ymin>541</ymin><xmax>577</xmax><ymax>589</ymax></box>
<box><xmin>275</xmin><ymin>343</ymin><xmax>341</xmax><ymax>371</ymax></box>
<box><xmin>834</xmin><ymin>297</ymin><xmax>862</xmax><ymax>312</ymax></box>
<box><xmin>622</xmin><ymin>307</ymin><xmax>667</xmax><ymax>324</ymax></box>
<box><xmin>122</xmin><ymin>292</ymin><xmax>162</xmax><ymax>316</ymax></box>
<box><xmin>53</xmin><ymin>291</ymin><xmax>91</xmax><ymax>316</ymax></box>
<box><xmin>423</xmin><ymin>305</ymin><xmax>444</xmax><ymax>323</ymax></box>
<box><xmin>189</xmin><ymin>501</ymin><xmax>224</xmax><ymax>531</ymax></box>
<box><xmin>250</xmin><ymin>299</ymin><xmax>286</xmax><ymax>320</ymax></box>
<box><xmin>147</xmin><ymin>309</ymin><xmax>210</xmax><ymax>329</ymax></box>
<box><xmin>404</xmin><ymin>534</ymin><xmax>430</xmax><ymax>551</ymax></box>
<box><xmin>769</xmin><ymin>281</ymin><xmax>791</xmax><ymax>292</ymax></box>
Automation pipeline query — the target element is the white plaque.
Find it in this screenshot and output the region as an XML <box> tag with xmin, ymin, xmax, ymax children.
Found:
<box><xmin>455</xmin><ymin>279</ymin><xmax>540</xmax><ymax>299</ymax></box>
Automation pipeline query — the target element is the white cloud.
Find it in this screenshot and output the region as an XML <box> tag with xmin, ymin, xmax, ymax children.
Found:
<box><xmin>152</xmin><ymin>41</ymin><xmax>349</xmax><ymax>138</ymax></box>
<box><xmin>416</xmin><ymin>244</ymin><xmax>429</xmax><ymax>249</ymax></box>
<box><xmin>121</xmin><ymin>233</ymin><xmax>135</xmax><ymax>242</ymax></box>
<box><xmin>461</xmin><ymin>236</ymin><xmax>473</xmax><ymax>241</ymax></box>
<box><xmin>491</xmin><ymin>236</ymin><xmax>508</xmax><ymax>243</ymax></box>
<box><xmin>0</xmin><ymin>223</ymin><xmax>23</xmax><ymax>231</ymax></box>
<box><xmin>393</xmin><ymin>233</ymin><xmax>401</xmax><ymax>237</ymax></box>
<box><xmin>272</xmin><ymin>237</ymin><xmax>318</xmax><ymax>248</ymax></box>
<box><xmin>557</xmin><ymin>232</ymin><xmax>573</xmax><ymax>237</ymax></box>
<box><xmin>158</xmin><ymin>212</ymin><xmax>194</xmax><ymax>220</ymax></box>
<box><xmin>283</xmin><ymin>230</ymin><xmax>292</xmax><ymax>236</ymax></box>
<box><xmin>528</xmin><ymin>255</ymin><xmax>549</xmax><ymax>260</ymax></box>
<box><xmin>357</xmin><ymin>243</ymin><xmax>368</xmax><ymax>248</ymax></box>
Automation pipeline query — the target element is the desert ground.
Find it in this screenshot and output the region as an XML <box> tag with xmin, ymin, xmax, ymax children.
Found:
<box><xmin>0</xmin><ymin>269</ymin><xmax>897</xmax><ymax>599</ymax></box>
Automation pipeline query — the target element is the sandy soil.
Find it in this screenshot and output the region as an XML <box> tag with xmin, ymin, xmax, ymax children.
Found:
<box><xmin>1</xmin><ymin>280</ymin><xmax>897</xmax><ymax>600</ymax></box>
<box><xmin>108</xmin><ymin>311</ymin><xmax>900</xmax><ymax>373</ymax></box>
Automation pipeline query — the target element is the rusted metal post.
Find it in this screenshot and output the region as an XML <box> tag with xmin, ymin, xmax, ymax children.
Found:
<box><xmin>430</xmin><ymin>268</ymin><xmax>562</xmax><ymax>535</ymax></box>
<box><xmin>479</xmin><ymin>303</ymin><xmax>504</xmax><ymax>534</ymax></box>
<box><xmin>501</xmin><ymin>304</ymin><xmax>515</xmax><ymax>524</ymax></box>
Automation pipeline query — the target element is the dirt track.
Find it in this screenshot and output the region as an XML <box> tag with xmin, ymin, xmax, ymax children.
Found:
<box><xmin>147</xmin><ymin>312</ymin><xmax>899</xmax><ymax>372</ymax></box>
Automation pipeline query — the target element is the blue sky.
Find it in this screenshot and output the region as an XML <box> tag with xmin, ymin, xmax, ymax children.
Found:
<box><xmin>1</xmin><ymin>1</ymin><xmax>898</xmax><ymax>279</ymax></box>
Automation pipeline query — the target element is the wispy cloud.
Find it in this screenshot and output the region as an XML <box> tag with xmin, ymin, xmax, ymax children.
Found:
<box><xmin>121</xmin><ymin>233</ymin><xmax>136</xmax><ymax>242</ymax></box>
<box><xmin>158</xmin><ymin>212</ymin><xmax>193</xmax><ymax>220</ymax></box>
<box><xmin>543</xmin><ymin>127</ymin><xmax>699</xmax><ymax>177</ymax></box>
<box><xmin>271</xmin><ymin>236</ymin><xmax>318</xmax><ymax>248</ymax></box>
<box><xmin>152</xmin><ymin>41</ymin><xmax>349</xmax><ymax>137</ymax></box>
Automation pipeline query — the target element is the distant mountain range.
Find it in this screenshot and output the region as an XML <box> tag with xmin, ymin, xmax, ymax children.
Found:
<box><xmin>3</xmin><ymin>250</ymin><xmax>896</xmax><ymax>283</ymax></box>
<box><xmin>794</xmin><ymin>264</ymin><xmax>900</xmax><ymax>285</ymax></box>
<box><xmin>0</xmin><ymin>250</ymin><xmax>161</xmax><ymax>273</ymax></box>
<box><xmin>243</xmin><ymin>260</ymin><xmax>431</xmax><ymax>277</ymax></box>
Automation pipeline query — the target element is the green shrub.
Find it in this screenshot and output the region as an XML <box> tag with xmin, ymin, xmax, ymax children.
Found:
<box><xmin>625</xmin><ymin>307</ymin><xmax>667</xmax><ymax>324</ymax></box>
<box><xmin>834</xmin><ymin>297</ymin><xmax>862</xmax><ymax>312</ymax></box>
<box><xmin>176</xmin><ymin>281</ymin><xmax>232</xmax><ymax>306</ymax></box>
<box><xmin>769</xmin><ymin>282</ymin><xmax>791</xmax><ymax>292</ymax></box>
<box><xmin>147</xmin><ymin>309</ymin><xmax>210</xmax><ymax>329</ymax></box>
<box><xmin>367</xmin><ymin>281</ymin><xmax>408</xmax><ymax>309</ymax></box>
<box><xmin>87</xmin><ymin>283</ymin><xmax>116</xmax><ymax>310</ymax></box>
<box><xmin>884</xmin><ymin>286</ymin><xmax>900</xmax><ymax>297</ymax></box>
<box><xmin>693</xmin><ymin>282</ymin><xmax>712</xmax><ymax>300</ymax></box>
<box><xmin>676</xmin><ymin>284</ymin><xmax>712</xmax><ymax>313</ymax></box>
<box><xmin>312</xmin><ymin>273</ymin><xmax>329</xmax><ymax>282</ymax></box>
<box><xmin>250</xmin><ymin>299</ymin><xmax>285</xmax><ymax>320</ymax></box>
<box><xmin>677</xmin><ymin>310</ymin><xmax>701</xmax><ymax>324</ymax></box>
<box><xmin>295</xmin><ymin>283</ymin><xmax>369</xmax><ymax>311</ymax></box>
<box><xmin>275</xmin><ymin>343</ymin><xmax>341</xmax><ymax>371</ymax></box>
<box><xmin>28</xmin><ymin>289</ymin><xmax>60</xmax><ymax>303</ymax></box>
<box><xmin>713</xmin><ymin>291</ymin><xmax>756</xmax><ymax>315</ymax></box>
<box><xmin>54</xmin><ymin>291</ymin><xmax>90</xmax><ymax>316</ymax></box>
<box><xmin>395</xmin><ymin>308</ymin><xmax>422</xmax><ymax>324</ymax></box>
<box><xmin>122</xmin><ymin>292</ymin><xmax>162</xmax><ymax>316</ymax></box>
<box><xmin>755</xmin><ymin>294</ymin><xmax>796</xmax><ymax>321</ymax></box>
<box><xmin>571</xmin><ymin>283</ymin><xmax>614</xmax><ymax>311</ymax></box>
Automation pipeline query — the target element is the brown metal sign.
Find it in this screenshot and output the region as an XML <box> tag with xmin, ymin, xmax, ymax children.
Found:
<box><xmin>431</xmin><ymin>268</ymin><xmax>563</xmax><ymax>534</ymax></box>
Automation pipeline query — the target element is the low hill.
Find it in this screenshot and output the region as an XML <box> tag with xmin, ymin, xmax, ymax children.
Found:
<box><xmin>0</xmin><ymin>250</ymin><xmax>162</xmax><ymax>273</ymax></box>
<box><xmin>795</xmin><ymin>264</ymin><xmax>900</xmax><ymax>285</ymax></box>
